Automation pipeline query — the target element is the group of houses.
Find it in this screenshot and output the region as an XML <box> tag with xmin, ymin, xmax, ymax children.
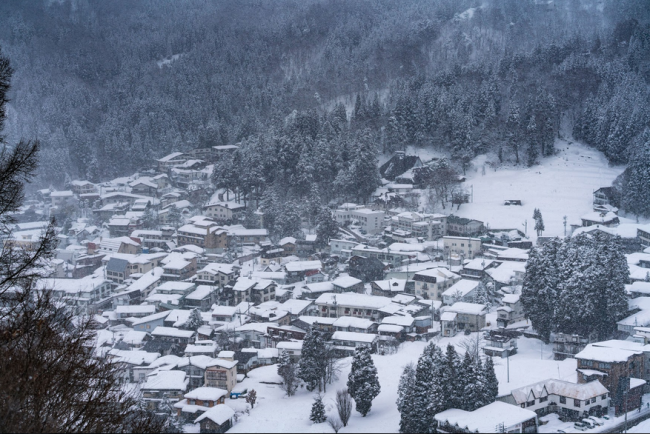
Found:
<box><xmin>13</xmin><ymin>147</ymin><xmax>650</xmax><ymax>433</ymax></box>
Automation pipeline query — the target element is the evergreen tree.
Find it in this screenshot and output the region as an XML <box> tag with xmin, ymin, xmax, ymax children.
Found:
<box><xmin>621</xmin><ymin>130</ymin><xmax>650</xmax><ymax>217</ymax></box>
<box><xmin>461</xmin><ymin>352</ymin><xmax>480</xmax><ymax>411</ymax></box>
<box><xmin>315</xmin><ymin>208</ymin><xmax>339</xmax><ymax>248</ymax></box>
<box><xmin>534</xmin><ymin>209</ymin><xmax>545</xmax><ymax>236</ymax></box>
<box><xmin>298</xmin><ymin>327</ymin><xmax>327</xmax><ymax>392</ymax></box>
<box><xmin>277</xmin><ymin>350</ymin><xmax>299</xmax><ymax>397</ymax></box>
<box><xmin>184</xmin><ymin>308</ymin><xmax>203</xmax><ymax>331</ymax></box>
<box><xmin>310</xmin><ymin>394</ymin><xmax>327</xmax><ymax>424</ymax></box>
<box><xmin>396</xmin><ymin>363</ymin><xmax>416</xmax><ymax>416</ymax></box>
<box><xmin>441</xmin><ymin>345</ymin><xmax>462</xmax><ymax>410</ymax></box>
<box><xmin>347</xmin><ymin>346</ymin><xmax>380</xmax><ymax>417</ymax></box>
<box><xmin>520</xmin><ymin>238</ymin><xmax>562</xmax><ymax>342</ymax></box>
<box><xmin>482</xmin><ymin>357</ymin><xmax>499</xmax><ymax>405</ymax></box>
<box><xmin>400</xmin><ymin>343</ymin><xmax>442</xmax><ymax>433</ymax></box>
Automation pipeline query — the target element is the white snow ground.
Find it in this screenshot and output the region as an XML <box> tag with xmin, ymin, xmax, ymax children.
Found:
<box><xmin>418</xmin><ymin>140</ymin><xmax>627</xmax><ymax>242</ymax></box>
<box><xmin>222</xmin><ymin>335</ymin><xmax>577</xmax><ymax>433</ymax></box>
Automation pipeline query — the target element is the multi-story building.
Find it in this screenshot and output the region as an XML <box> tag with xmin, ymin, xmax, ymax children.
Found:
<box><xmin>412</xmin><ymin>267</ymin><xmax>460</xmax><ymax>300</ymax></box>
<box><xmin>195</xmin><ymin>263</ymin><xmax>239</xmax><ymax>288</ymax></box>
<box><xmin>69</xmin><ymin>180</ymin><xmax>97</xmax><ymax>195</ymax></box>
<box><xmin>50</xmin><ymin>190</ymin><xmax>74</xmax><ymax>208</ymax></box>
<box><xmin>204</xmin><ymin>361</ymin><xmax>238</xmax><ymax>393</ymax></box>
<box><xmin>638</xmin><ymin>225</ymin><xmax>650</xmax><ymax>248</ymax></box>
<box><xmin>314</xmin><ymin>292</ymin><xmax>391</xmax><ymax>321</ymax></box>
<box><xmin>446</xmin><ymin>215</ymin><xmax>485</xmax><ymax>237</ymax></box>
<box><xmin>157</xmin><ymin>152</ymin><xmax>186</xmax><ymax>171</ymax></box>
<box><xmin>392</xmin><ymin>212</ymin><xmax>447</xmax><ymax>240</ymax></box>
<box><xmin>334</xmin><ymin>203</ymin><xmax>385</xmax><ymax>235</ymax></box>
<box><xmin>575</xmin><ymin>342</ymin><xmax>646</xmax><ymax>415</ymax></box>
<box><xmin>501</xmin><ymin>379</ymin><xmax>609</xmax><ymax>420</ymax></box>
<box><xmin>443</xmin><ymin>236</ymin><xmax>482</xmax><ymax>260</ymax></box>
<box><xmin>212</xmin><ymin>145</ymin><xmax>239</xmax><ymax>160</ymax></box>
<box><xmin>177</xmin><ymin>218</ymin><xmax>228</xmax><ymax>250</ymax></box>
<box><xmin>141</xmin><ymin>371</ymin><xmax>188</xmax><ymax>411</ymax></box>
<box><xmin>203</xmin><ymin>201</ymin><xmax>245</xmax><ymax>223</ymax></box>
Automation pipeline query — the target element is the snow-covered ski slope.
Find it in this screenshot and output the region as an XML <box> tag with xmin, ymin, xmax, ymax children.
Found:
<box><xmin>448</xmin><ymin>140</ymin><xmax>625</xmax><ymax>241</ymax></box>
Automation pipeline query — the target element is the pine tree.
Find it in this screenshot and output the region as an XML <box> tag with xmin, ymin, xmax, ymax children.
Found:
<box><xmin>298</xmin><ymin>327</ymin><xmax>327</xmax><ymax>392</ymax></box>
<box><xmin>310</xmin><ymin>394</ymin><xmax>327</xmax><ymax>424</ymax></box>
<box><xmin>461</xmin><ymin>352</ymin><xmax>481</xmax><ymax>411</ymax></box>
<box><xmin>441</xmin><ymin>345</ymin><xmax>462</xmax><ymax>410</ymax></box>
<box><xmin>521</xmin><ymin>238</ymin><xmax>562</xmax><ymax>342</ymax></box>
<box><xmin>315</xmin><ymin>208</ymin><xmax>339</xmax><ymax>248</ymax></box>
<box><xmin>396</xmin><ymin>363</ymin><xmax>416</xmax><ymax>415</ymax></box>
<box><xmin>184</xmin><ymin>308</ymin><xmax>203</xmax><ymax>331</ymax></box>
<box><xmin>534</xmin><ymin>209</ymin><xmax>545</xmax><ymax>236</ymax></box>
<box><xmin>482</xmin><ymin>357</ymin><xmax>499</xmax><ymax>405</ymax></box>
<box><xmin>277</xmin><ymin>350</ymin><xmax>299</xmax><ymax>397</ymax></box>
<box><xmin>347</xmin><ymin>346</ymin><xmax>380</xmax><ymax>417</ymax></box>
<box><xmin>621</xmin><ymin>130</ymin><xmax>650</xmax><ymax>217</ymax></box>
<box><xmin>400</xmin><ymin>343</ymin><xmax>442</xmax><ymax>433</ymax></box>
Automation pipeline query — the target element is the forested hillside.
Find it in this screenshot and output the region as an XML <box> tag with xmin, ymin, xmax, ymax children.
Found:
<box><xmin>0</xmin><ymin>0</ymin><xmax>649</xmax><ymax>212</ymax></box>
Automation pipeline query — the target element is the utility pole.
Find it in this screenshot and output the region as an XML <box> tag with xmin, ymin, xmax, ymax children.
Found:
<box><xmin>563</xmin><ymin>215</ymin><xmax>567</xmax><ymax>237</ymax></box>
<box><xmin>507</xmin><ymin>348</ymin><xmax>510</xmax><ymax>383</ymax></box>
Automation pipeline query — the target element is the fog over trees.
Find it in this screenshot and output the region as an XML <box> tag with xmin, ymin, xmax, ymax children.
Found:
<box><xmin>0</xmin><ymin>0</ymin><xmax>649</xmax><ymax>212</ymax></box>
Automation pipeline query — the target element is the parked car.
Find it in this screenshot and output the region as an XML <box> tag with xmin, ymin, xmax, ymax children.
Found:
<box><xmin>230</xmin><ymin>387</ymin><xmax>248</xmax><ymax>399</ymax></box>
<box><xmin>574</xmin><ymin>421</ymin><xmax>588</xmax><ymax>431</ymax></box>
<box><xmin>588</xmin><ymin>416</ymin><xmax>603</xmax><ymax>426</ymax></box>
<box><xmin>581</xmin><ymin>419</ymin><xmax>595</xmax><ymax>429</ymax></box>
<box><xmin>602</xmin><ymin>414</ymin><xmax>610</xmax><ymax>420</ymax></box>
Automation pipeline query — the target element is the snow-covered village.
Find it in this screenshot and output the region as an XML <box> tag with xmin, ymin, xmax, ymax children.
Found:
<box><xmin>1</xmin><ymin>1</ymin><xmax>650</xmax><ymax>433</ymax></box>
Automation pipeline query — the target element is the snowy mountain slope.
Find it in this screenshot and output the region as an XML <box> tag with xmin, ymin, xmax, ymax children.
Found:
<box><xmin>447</xmin><ymin>140</ymin><xmax>626</xmax><ymax>241</ymax></box>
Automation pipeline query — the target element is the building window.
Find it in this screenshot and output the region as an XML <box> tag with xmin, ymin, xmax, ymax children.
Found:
<box><xmin>574</xmin><ymin>399</ymin><xmax>581</xmax><ymax>407</ymax></box>
<box><xmin>559</xmin><ymin>396</ymin><xmax>566</xmax><ymax>404</ymax></box>
<box><xmin>539</xmin><ymin>396</ymin><xmax>548</xmax><ymax>403</ymax></box>
<box><xmin>526</xmin><ymin>400</ymin><xmax>534</xmax><ymax>407</ymax></box>
<box><xmin>602</xmin><ymin>394</ymin><xmax>608</xmax><ymax>400</ymax></box>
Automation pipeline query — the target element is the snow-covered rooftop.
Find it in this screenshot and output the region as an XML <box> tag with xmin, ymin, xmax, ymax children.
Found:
<box><xmin>142</xmin><ymin>370</ymin><xmax>188</xmax><ymax>391</ymax></box>
<box><xmin>194</xmin><ymin>404</ymin><xmax>235</xmax><ymax>425</ymax></box>
<box><xmin>434</xmin><ymin>401</ymin><xmax>537</xmax><ymax>433</ymax></box>
<box><xmin>184</xmin><ymin>386</ymin><xmax>228</xmax><ymax>402</ymax></box>
<box><xmin>331</xmin><ymin>331</ymin><xmax>378</xmax><ymax>343</ymax></box>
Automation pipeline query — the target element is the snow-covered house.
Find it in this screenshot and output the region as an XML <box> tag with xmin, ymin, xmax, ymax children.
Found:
<box><xmin>497</xmin><ymin>293</ymin><xmax>525</xmax><ymax>327</ymax></box>
<box><xmin>203</xmin><ymin>201</ymin><xmax>245</xmax><ymax>223</ymax></box>
<box><xmin>575</xmin><ymin>342</ymin><xmax>646</xmax><ymax>415</ymax></box>
<box><xmin>370</xmin><ymin>278</ymin><xmax>408</xmax><ymax>297</ymax></box>
<box><xmin>441</xmin><ymin>279</ymin><xmax>480</xmax><ymax>305</ymax></box>
<box><xmin>441</xmin><ymin>302</ymin><xmax>487</xmax><ymax>336</ymax></box>
<box><xmin>501</xmin><ymin>379</ymin><xmax>609</xmax><ymax>420</ymax></box>
<box><xmin>332</xmin><ymin>275</ymin><xmax>364</xmax><ymax>294</ymax></box>
<box><xmin>333</xmin><ymin>316</ymin><xmax>377</xmax><ymax>334</ymax></box>
<box><xmin>331</xmin><ymin>331</ymin><xmax>379</xmax><ymax>355</ymax></box>
<box><xmin>413</xmin><ymin>267</ymin><xmax>460</xmax><ymax>300</ymax></box>
<box><xmin>315</xmin><ymin>293</ymin><xmax>391</xmax><ymax>321</ymax></box>
<box><xmin>204</xmin><ymin>359</ymin><xmax>238</xmax><ymax>393</ymax></box>
<box><xmin>434</xmin><ymin>401</ymin><xmax>537</xmax><ymax>433</ymax></box>
<box><xmin>581</xmin><ymin>211</ymin><xmax>619</xmax><ymax>228</ymax></box>
<box><xmin>276</xmin><ymin>341</ymin><xmax>303</xmax><ymax>362</ymax></box>
<box><xmin>141</xmin><ymin>370</ymin><xmax>189</xmax><ymax>410</ymax></box>
<box><xmin>194</xmin><ymin>404</ymin><xmax>235</xmax><ymax>434</ymax></box>
<box><xmin>174</xmin><ymin>386</ymin><xmax>228</xmax><ymax>422</ymax></box>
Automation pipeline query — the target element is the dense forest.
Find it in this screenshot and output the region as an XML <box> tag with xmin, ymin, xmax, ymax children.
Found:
<box><xmin>1</xmin><ymin>0</ymin><xmax>649</xmax><ymax>213</ymax></box>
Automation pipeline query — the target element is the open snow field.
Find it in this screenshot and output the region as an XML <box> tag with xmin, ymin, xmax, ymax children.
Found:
<box><xmin>434</xmin><ymin>140</ymin><xmax>626</xmax><ymax>242</ymax></box>
<box><xmin>222</xmin><ymin>335</ymin><xmax>576</xmax><ymax>433</ymax></box>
